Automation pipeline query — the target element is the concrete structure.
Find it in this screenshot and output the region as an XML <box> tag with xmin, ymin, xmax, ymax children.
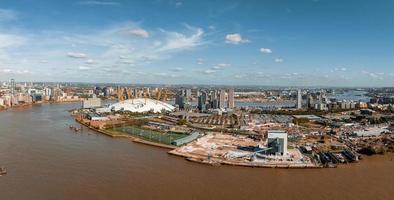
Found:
<box><xmin>83</xmin><ymin>96</ymin><xmax>102</xmax><ymax>109</ymax></box>
<box><xmin>171</xmin><ymin>132</ymin><xmax>200</xmax><ymax>146</ymax></box>
<box><xmin>353</xmin><ymin>127</ymin><xmax>388</xmax><ymax>137</ymax></box>
<box><xmin>228</xmin><ymin>88</ymin><xmax>235</xmax><ymax>109</ymax></box>
<box><xmin>267</xmin><ymin>130</ymin><xmax>288</xmax><ymax>155</ymax></box>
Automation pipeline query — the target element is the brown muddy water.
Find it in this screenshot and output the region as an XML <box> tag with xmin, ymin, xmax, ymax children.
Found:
<box><xmin>0</xmin><ymin>103</ymin><xmax>393</xmax><ymax>200</ymax></box>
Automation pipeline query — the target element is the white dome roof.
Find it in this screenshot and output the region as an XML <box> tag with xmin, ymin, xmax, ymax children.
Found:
<box><xmin>109</xmin><ymin>98</ymin><xmax>175</xmax><ymax>113</ymax></box>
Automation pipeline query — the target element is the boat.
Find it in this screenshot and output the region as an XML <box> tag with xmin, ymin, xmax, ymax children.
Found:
<box><xmin>0</xmin><ymin>167</ymin><xmax>7</xmax><ymax>176</ymax></box>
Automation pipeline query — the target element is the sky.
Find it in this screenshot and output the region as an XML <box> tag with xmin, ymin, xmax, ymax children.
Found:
<box><xmin>0</xmin><ymin>0</ymin><xmax>394</xmax><ymax>86</ymax></box>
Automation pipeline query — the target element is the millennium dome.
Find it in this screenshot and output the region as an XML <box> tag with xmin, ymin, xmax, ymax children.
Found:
<box><xmin>109</xmin><ymin>98</ymin><xmax>175</xmax><ymax>113</ymax></box>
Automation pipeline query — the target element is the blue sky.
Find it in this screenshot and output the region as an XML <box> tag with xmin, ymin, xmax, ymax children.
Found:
<box><xmin>0</xmin><ymin>0</ymin><xmax>394</xmax><ymax>86</ymax></box>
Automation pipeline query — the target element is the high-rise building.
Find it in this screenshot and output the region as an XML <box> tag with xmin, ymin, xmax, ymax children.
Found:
<box><xmin>10</xmin><ymin>79</ymin><xmax>15</xmax><ymax>96</ymax></box>
<box><xmin>219</xmin><ymin>90</ymin><xmax>225</xmax><ymax>109</ymax></box>
<box><xmin>44</xmin><ymin>87</ymin><xmax>52</xmax><ymax>97</ymax></box>
<box><xmin>185</xmin><ymin>89</ymin><xmax>192</xmax><ymax>99</ymax></box>
<box><xmin>175</xmin><ymin>94</ymin><xmax>186</xmax><ymax>109</ymax></box>
<box><xmin>267</xmin><ymin>130</ymin><xmax>288</xmax><ymax>155</ymax></box>
<box><xmin>198</xmin><ymin>91</ymin><xmax>207</xmax><ymax>111</ymax></box>
<box><xmin>297</xmin><ymin>89</ymin><xmax>302</xmax><ymax>109</ymax></box>
<box><xmin>227</xmin><ymin>88</ymin><xmax>235</xmax><ymax>109</ymax></box>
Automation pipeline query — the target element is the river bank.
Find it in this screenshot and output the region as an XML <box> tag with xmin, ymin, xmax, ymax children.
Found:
<box><xmin>1</xmin><ymin>102</ymin><xmax>394</xmax><ymax>200</ymax></box>
<box><xmin>74</xmin><ymin>118</ymin><xmax>176</xmax><ymax>149</ymax></box>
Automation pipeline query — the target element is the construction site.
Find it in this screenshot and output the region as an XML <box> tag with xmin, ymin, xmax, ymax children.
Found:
<box><xmin>169</xmin><ymin>132</ymin><xmax>317</xmax><ymax>168</ymax></box>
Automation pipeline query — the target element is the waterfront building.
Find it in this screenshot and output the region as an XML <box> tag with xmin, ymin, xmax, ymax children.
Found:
<box><xmin>267</xmin><ymin>130</ymin><xmax>288</xmax><ymax>155</ymax></box>
<box><xmin>228</xmin><ymin>88</ymin><xmax>235</xmax><ymax>109</ymax></box>
<box><xmin>83</xmin><ymin>96</ymin><xmax>102</xmax><ymax>109</ymax></box>
<box><xmin>44</xmin><ymin>87</ymin><xmax>52</xmax><ymax>97</ymax></box>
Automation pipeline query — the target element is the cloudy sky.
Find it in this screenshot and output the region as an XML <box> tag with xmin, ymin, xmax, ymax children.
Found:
<box><xmin>0</xmin><ymin>0</ymin><xmax>394</xmax><ymax>86</ymax></box>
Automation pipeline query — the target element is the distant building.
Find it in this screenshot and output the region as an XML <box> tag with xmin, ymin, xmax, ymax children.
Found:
<box><xmin>44</xmin><ymin>87</ymin><xmax>52</xmax><ymax>97</ymax></box>
<box><xmin>219</xmin><ymin>90</ymin><xmax>225</xmax><ymax>109</ymax></box>
<box><xmin>198</xmin><ymin>91</ymin><xmax>207</xmax><ymax>111</ymax></box>
<box><xmin>297</xmin><ymin>89</ymin><xmax>302</xmax><ymax>109</ymax></box>
<box><xmin>185</xmin><ymin>89</ymin><xmax>192</xmax><ymax>99</ymax></box>
<box><xmin>175</xmin><ymin>94</ymin><xmax>186</xmax><ymax>109</ymax></box>
<box><xmin>360</xmin><ymin>109</ymin><xmax>375</xmax><ymax>115</ymax></box>
<box><xmin>228</xmin><ymin>88</ymin><xmax>235</xmax><ymax>109</ymax></box>
<box><xmin>10</xmin><ymin>79</ymin><xmax>16</xmax><ymax>96</ymax></box>
<box><xmin>314</xmin><ymin>103</ymin><xmax>328</xmax><ymax>111</ymax></box>
<box><xmin>83</xmin><ymin>96</ymin><xmax>102</xmax><ymax>109</ymax></box>
<box><xmin>267</xmin><ymin>130</ymin><xmax>288</xmax><ymax>155</ymax></box>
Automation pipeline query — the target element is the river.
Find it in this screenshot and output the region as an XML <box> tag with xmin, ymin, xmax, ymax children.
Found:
<box><xmin>0</xmin><ymin>103</ymin><xmax>393</xmax><ymax>200</ymax></box>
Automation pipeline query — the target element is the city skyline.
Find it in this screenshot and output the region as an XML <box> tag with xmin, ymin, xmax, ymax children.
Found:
<box><xmin>1</xmin><ymin>0</ymin><xmax>394</xmax><ymax>86</ymax></box>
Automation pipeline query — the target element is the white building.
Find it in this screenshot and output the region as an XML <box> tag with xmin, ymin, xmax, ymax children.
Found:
<box><xmin>102</xmin><ymin>98</ymin><xmax>175</xmax><ymax>113</ymax></box>
<box><xmin>228</xmin><ymin>88</ymin><xmax>235</xmax><ymax>109</ymax></box>
<box><xmin>267</xmin><ymin>130</ymin><xmax>288</xmax><ymax>155</ymax></box>
<box><xmin>83</xmin><ymin>97</ymin><xmax>102</xmax><ymax>109</ymax></box>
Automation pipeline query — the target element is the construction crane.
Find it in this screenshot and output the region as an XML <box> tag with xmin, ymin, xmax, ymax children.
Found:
<box><xmin>137</xmin><ymin>89</ymin><xmax>142</xmax><ymax>98</ymax></box>
<box><xmin>156</xmin><ymin>88</ymin><xmax>162</xmax><ymax>101</ymax></box>
<box><xmin>117</xmin><ymin>88</ymin><xmax>124</xmax><ymax>102</ymax></box>
<box><xmin>126</xmin><ymin>88</ymin><xmax>134</xmax><ymax>103</ymax></box>
<box><xmin>162</xmin><ymin>89</ymin><xmax>167</xmax><ymax>101</ymax></box>
<box><xmin>144</xmin><ymin>88</ymin><xmax>149</xmax><ymax>105</ymax></box>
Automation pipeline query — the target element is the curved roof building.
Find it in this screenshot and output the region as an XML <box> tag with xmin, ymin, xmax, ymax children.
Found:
<box><xmin>109</xmin><ymin>98</ymin><xmax>175</xmax><ymax>113</ymax></box>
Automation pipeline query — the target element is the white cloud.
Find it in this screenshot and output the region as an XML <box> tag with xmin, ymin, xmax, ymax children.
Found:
<box><xmin>197</xmin><ymin>58</ymin><xmax>204</xmax><ymax>65</ymax></box>
<box><xmin>203</xmin><ymin>69</ymin><xmax>216</xmax><ymax>74</ymax></box>
<box><xmin>255</xmin><ymin>72</ymin><xmax>272</xmax><ymax>79</ymax></box>
<box><xmin>0</xmin><ymin>68</ymin><xmax>12</xmax><ymax>73</ymax></box>
<box><xmin>274</xmin><ymin>58</ymin><xmax>284</xmax><ymax>63</ymax></box>
<box><xmin>0</xmin><ymin>9</ymin><xmax>17</xmax><ymax>22</ymax></box>
<box><xmin>259</xmin><ymin>48</ymin><xmax>272</xmax><ymax>54</ymax></box>
<box><xmin>67</xmin><ymin>52</ymin><xmax>87</xmax><ymax>59</ymax></box>
<box><xmin>119</xmin><ymin>59</ymin><xmax>134</xmax><ymax>65</ymax></box>
<box><xmin>129</xmin><ymin>28</ymin><xmax>150</xmax><ymax>38</ymax></box>
<box><xmin>77</xmin><ymin>1</ymin><xmax>121</xmax><ymax>6</ymax></box>
<box><xmin>0</xmin><ymin>34</ymin><xmax>26</xmax><ymax>48</ymax></box>
<box><xmin>175</xmin><ymin>2</ymin><xmax>183</xmax><ymax>8</ymax></box>
<box><xmin>212</xmin><ymin>63</ymin><xmax>230</xmax><ymax>70</ymax></box>
<box><xmin>0</xmin><ymin>68</ymin><xmax>30</xmax><ymax>74</ymax></box>
<box><xmin>159</xmin><ymin>28</ymin><xmax>204</xmax><ymax>51</ymax></box>
<box><xmin>86</xmin><ymin>59</ymin><xmax>97</xmax><ymax>64</ymax></box>
<box><xmin>225</xmin><ymin>33</ymin><xmax>249</xmax><ymax>44</ymax></box>
<box><xmin>234</xmin><ymin>74</ymin><xmax>245</xmax><ymax>79</ymax></box>
<box><xmin>0</xmin><ymin>22</ymin><xmax>209</xmax><ymax>81</ymax></box>
<box><xmin>334</xmin><ymin>67</ymin><xmax>347</xmax><ymax>71</ymax></box>
<box><xmin>171</xmin><ymin>67</ymin><xmax>184</xmax><ymax>72</ymax></box>
<box><xmin>78</xmin><ymin>66</ymin><xmax>90</xmax><ymax>70</ymax></box>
